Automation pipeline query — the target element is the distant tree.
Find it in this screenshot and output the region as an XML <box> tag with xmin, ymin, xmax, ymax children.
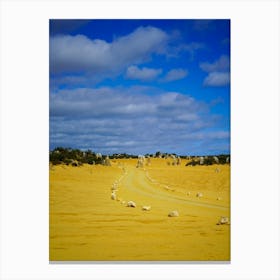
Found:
<box><xmin>217</xmin><ymin>154</ymin><xmax>229</xmax><ymax>164</ymax></box>
<box><xmin>155</xmin><ymin>151</ymin><xmax>161</xmax><ymax>157</ymax></box>
<box><xmin>203</xmin><ymin>157</ymin><xmax>214</xmax><ymax>165</ymax></box>
<box><xmin>185</xmin><ymin>160</ymin><xmax>199</xmax><ymax>166</ymax></box>
<box><xmin>185</xmin><ymin>154</ymin><xmax>230</xmax><ymax>167</ymax></box>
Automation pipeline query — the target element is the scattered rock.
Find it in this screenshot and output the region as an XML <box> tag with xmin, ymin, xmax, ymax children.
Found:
<box><xmin>196</xmin><ymin>192</ymin><xmax>203</xmax><ymax>198</ymax></box>
<box><xmin>127</xmin><ymin>201</ymin><xmax>136</xmax><ymax>208</ymax></box>
<box><xmin>168</xmin><ymin>210</ymin><xmax>179</xmax><ymax>217</ymax></box>
<box><xmin>111</xmin><ymin>192</ymin><xmax>116</xmax><ymax>200</ymax></box>
<box><xmin>216</xmin><ymin>216</ymin><xmax>230</xmax><ymax>225</ymax></box>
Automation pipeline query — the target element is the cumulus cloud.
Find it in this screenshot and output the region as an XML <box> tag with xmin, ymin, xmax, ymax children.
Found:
<box><xmin>203</xmin><ymin>72</ymin><xmax>230</xmax><ymax>87</ymax></box>
<box><xmin>50</xmin><ymin>86</ymin><xmax>229</xmax><ymax>155</ymax></box>
<box><xmin>200</xmin><ymin>55</ymin><xmax>230</xmax><ymax>72</ymax></box>
<box><xmin>200</xmin><ymin>55</ymin><xmax>230</xmax><ymax>87</ymax></box>
<box><xmin>162</xmin><ymin>68</ymin><xmax>188</xmax><ymax>82</ymax></box>
<box><xmin>50</xmin><ymin>26</ymin><xmax>168</xmax><ymax>75</ymax></box>
<box><xmin>126</xmin><ymin>65</ymin><xmax>162</xmax><ymax>81</ymax></box>
<box><xmin>50</xmin><ymin>87</ymin><xmax>157</xmax><ymax>118</ymax></box>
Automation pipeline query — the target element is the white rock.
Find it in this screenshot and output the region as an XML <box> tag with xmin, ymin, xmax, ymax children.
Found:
<box><xmin>196</xmin><ymin>192</ymin><xmax>203</xmax><ymax>198</ymax></box>
<box><xmin>127</xmin><ymin>201</ymin><xmax>136</xmax><ymax>208</ymax></box>
<box><xmin>168</xmin><ymin>210</ymin><xmax>179</xmax><ymax>217</ymax></box>
<box><xmin>142</xmin><ymin>206</ymin><xmax>151</xmax><ymax>211</ymax></box>
<box><xmin>217</xmin><ymin>216</ymin><xmax>230</xmax><ymax>225</ymax></box>
<box><xmin>111</xmin><ymin>192</ymin><xmax>116</xmax><ymax>200</ymax></box>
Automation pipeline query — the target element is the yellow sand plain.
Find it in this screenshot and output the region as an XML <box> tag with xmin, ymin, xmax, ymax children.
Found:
<box><xmin>49</xmin><ymin>158</ymin><xmax>230</xmax><ymax>261</ymax></box>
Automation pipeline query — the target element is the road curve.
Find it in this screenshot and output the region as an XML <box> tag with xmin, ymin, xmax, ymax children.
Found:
<box><xmin>118</xmin><ymin>165</ymin><xmax>229</xmax><ymax>211</ymax></box>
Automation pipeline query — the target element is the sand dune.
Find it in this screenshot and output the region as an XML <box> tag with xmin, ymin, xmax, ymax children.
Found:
<box><xmin>49</xmin><ymin>158</ymin><xmax>230</xmax><ymax>261</ymax></box>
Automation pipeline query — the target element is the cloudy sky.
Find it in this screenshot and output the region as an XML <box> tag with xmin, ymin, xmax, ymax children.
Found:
<box><xmin>50</xmin><ymin>19</ymin><xmax>230</xmax><ymax>156</ymax></box>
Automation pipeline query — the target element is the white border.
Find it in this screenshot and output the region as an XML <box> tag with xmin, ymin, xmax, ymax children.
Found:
<box><xmin>1</xmin><ymin>0</ymin><xmax>279</xmax><ymax>279</ymax></box>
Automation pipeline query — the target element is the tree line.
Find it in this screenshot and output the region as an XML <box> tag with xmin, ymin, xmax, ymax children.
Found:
<box><xmin>49</xmin><ymin>147</ymin><xmax>140</xmax><ymax>166</ymax></box>
<box><xmin>49</xmin><ymin>147</ymin><xmax>230</xmax><ymax>166</ymax></box>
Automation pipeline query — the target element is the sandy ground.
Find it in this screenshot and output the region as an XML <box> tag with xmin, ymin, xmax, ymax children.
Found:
<box><xmin>49</xmin><ymin>158</ymin><xmax>230</xmax><ymax>261</ymax></box>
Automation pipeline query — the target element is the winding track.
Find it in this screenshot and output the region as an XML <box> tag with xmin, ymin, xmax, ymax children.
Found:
<box><xmin>118</xmin><ymin>165</ymin><xmax>229</xmax><ymax>211</ymax></box>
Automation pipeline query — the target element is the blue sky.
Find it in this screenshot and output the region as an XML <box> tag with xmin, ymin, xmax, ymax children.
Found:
<box><xmin>49</xmin><ymin>19</ymin><xmax>230</xmax><ymax>156</ymax></box>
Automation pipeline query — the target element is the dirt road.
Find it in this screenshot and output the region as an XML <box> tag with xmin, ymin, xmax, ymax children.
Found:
<box><xmin>50</xmin><ymin>160</ymin><xmax>230</xmax><ymax>261</ymax></box>
<box><xmin>117</xmin><ymin>165</ymin><xmax>229</xmax><ymax>211</ymax></box>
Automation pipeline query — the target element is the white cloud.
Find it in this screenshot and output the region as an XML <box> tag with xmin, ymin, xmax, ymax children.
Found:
<box><xmin>200</xmin><ymin>55</ymin><xmax>230</xmax><ymax>87</ymax></box>
<box><xmin>163</xmin><ymin>68</ymin><xmax>188</xmax><ymax>82</ymax></box>
<box><xmin>50</xmin><ymin>26</ymin><xmax>168</xmax><ymax>75</ymax></box>
<box><xmin>50</xmin><ymin>86</ymin><xmax>229</xmax><ymax>155</ymax></box>
<box><xmin>203</xmin><ymin>72</ymin><xmax>230</xmax><ymax>86</ymax></box>
<box><xmin>200</xmin><ymin>55</ymin><xmax>230</xmax><ymax>72</ymax></box>
<box><xmin>126</xmin><ymin>65</ymin><xmax>162</xmax><ymax>81</ymax></box>
<box><xmin>176</xmin><ymin>113</ymin><xmax>198</xmax><ymax>122</ymax></box>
